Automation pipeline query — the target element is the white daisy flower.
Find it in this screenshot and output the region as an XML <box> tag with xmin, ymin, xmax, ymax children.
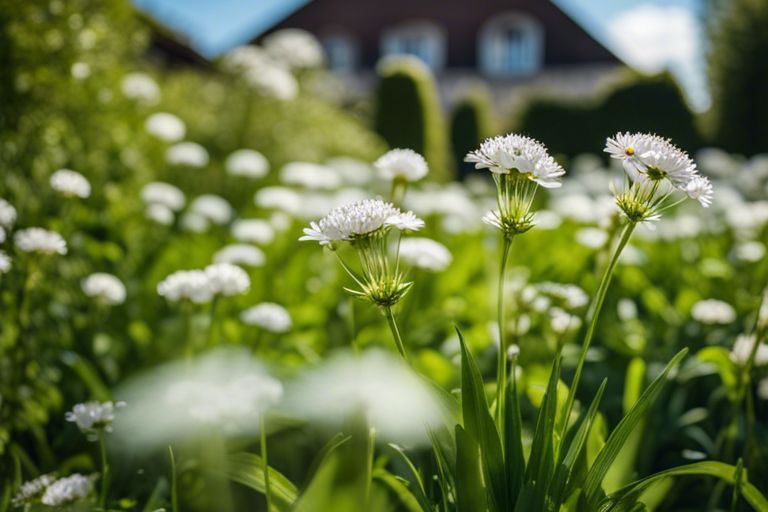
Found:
<box><xmin>11</xmin><ymin>474</ymin><xmax>57</xmax><ymax>507</ymax></box>
<box><xmin>550</xmin><ymin>307</ymin><xmax>581</xmax><ymax>334</ymax></box>
<box><xmin>190</xmin><ymin>195</ymin><xmax>233</xmax><ymax>225</ymax></box>
<box><xmin>81</xmin><ymin>273</ymin><xmax>126</xmax><ymax>305</ymax></box>
<box><xmin>121</xmin><ymin>72</ymin><xmax>160</xmax><ymax>105</ymax></box>
<box><xmin>240</xmin><ymin>302</ymin><xmax>292</xmax><ymax>333</ymax></box>
<box><xmin>145</xmin><ymin>203</ymin><xmax>175</xmax><ymax>225</ymax></box>
<box><xmin>145</xmin><ymin>112</ymin><xmax>186</xmax><ymax>142</ymax></box>
<box><xmin>374</xmin><ymin>148</ymin><xmax>428</xmax><ymax>182</ymax></box>
<box><xmin>141</xmin><ymin>181</ymin><xmax>186</xmax><ymax>211</ymax></box>
<box><xmin>180</xmin><ymin>212</ymin><xmax>210</xmax><ymax>233</ymax></box>
<box><xmin>157</xmin><ymin>270</ymin><xmax>214</xmax><ymax>304</ymax></box>
<box><xmin>730</xmin><ymin>334</ymin><xmax>768</xmax><ymax>366</ymax></box>
<box><xmin>398</xmin><ymin>237</ymin><xmax>452</xmax><ymax>272</ymax></box>
<box><xmin>14</xmin><ymin>228</ymin><xmax>67</xmax><ymax>255</ymax></box>
<box><xmin>214</xmin><ymin>244</ymin><xmax>266</xmax><ymax>267</ymax></box>
<box><xmin>231</xmin><ymin>219</ymin><xmax>275</xmax><ymax>245</ymax></box>
<box><xmin>280</xmin><ymin>162</ymin><xmax>341</xmax><ymax>190</ymax></box>
<box><xmin>204</xmin><ymin>263</ymin><xmax>251</xmax><ymax>297</ymax></box>
<box><xmin>41</xmin><ymin>474</ymin><xmax>95</xmax><ymax>506</ymax></box>
<box><xmin>244</xmin><ymin>64</ymin><xmax>299</xmax><ymax>100</ymax></box>
<box><xmin>685</xmin><ymin>175</ymin><xmax>714</xmax><ymax>207</ymax></box>
<box><xmin>734</xmin><ymin>241</ymin><xmax>765</xmax><ymax>263</ymax></box>
<box><xmin>226</xmin><ymin>149</ymin><xmax>269</xmax><ymax>179</ymax></box>
<box><xmin>254</xmin><ymin>186</ymin><xmax>304</xmax><ymax>215</ymax></box>
<box><xmin>50</xmin><ymin>169</ymin><xmax>91</xmax><ymax>198</ymax></box>
<box><xmin>299</xmin><ymin>199</ymin><xmax>423</xmax><ymax>246</ymax></box>
<box><xmin>575</xmin><ymin>227</ymin><xmax>609</xmax><ymax>249</ymax></box>
<box><xmin>166</xmin><ymin>142</ymin><xmax>209</xmax><ymax>168</ymax></box>
<box><xmin>0</xmin><ymin>198</ymin><xmax>17</xmax><ymax>228</ymax></box>
<box><xmin>691</xmin><ymin>299</ymin><xmax>736</xmax><ymax>325</ymax></box>
<box><xmin>262</xmin><ymin>29</ymin><xmax>324</xmax><ymax>69</ymax></box>
<box><xmin>70</xmin><ymin>62</ymin><xmax>90</xmax><ymax>80</ymax></box>
<box><xmin>65</xmin><ymin>400</ymin><xmax>125</xmax><ymax>434</ymax></box>
<box><xmin>0</xmin><ymin>251</ymin><xmax>11</xmax><ymax>274</ymax></box>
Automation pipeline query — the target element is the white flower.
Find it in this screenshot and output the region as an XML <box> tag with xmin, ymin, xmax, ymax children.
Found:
<box><xmin>326</xmin><ymin>157</ymin><xmax>374</xmax><ymax>186</ymax></box>
<box><xmin>604</xmin><ymin>131</ymin><xmax>659</xmax><ymax>180</ymax></box>
<box><xmin>145</xmin><ymin>112</ymin><xmax>186</xmax><ymax>142</ymax></box>
<box><xmin>11</xmin><ymin>474</ymin><xmax>57</xmax><ymax>507</ymax></box>
<box><xmin>214</xmin><ymin>244</ymin><xmax>266</xmax><ymax>267</ymax></box>
<box><xmin>65</xmin><ymin>401</ymin><xmax>125</xmax><ymax>434</ymax></box>
<box><xmin>166</xmin><ymin>142</ymin><xmax>209</xmax><ymax>167</ymax></box>
<box><xmin>263</xmin><ymin>29</ymin><xmax>324</xmax><ymax>69</ymax></box>
<box><xmin>280</xmin><ymin>162</ymin><xmax>341</xmax><ymax>190</ymax></box>
<box><xmin>41</xmin><ymin>474</ymin><xmax>94</xmax><ymax>506</ymax></box>
<box><xmin>0</xmin><ymin>198</ymin><xmax>17</xmax><ymax>228</ymax></box>
<box><xmin>0</xmin><ymin>226</ymin><xmax>4</xmax><ymax>244</ymax></box>
<box><xmin>50</xmin><ymin>169</ymin><xmax>91</xmax><ymax>198</ymax></box>
<box><xmin>550</xmin><ymin>307</ymin><xmax>581</xmax><ymax>334</ymax></box>
<box><xmin>226</xmin><ymin>149</ymin><xmax>269</xmax><ymax>179</ymax></box>
<box><xmin>231</xmin><ymin>219</ymin><xmax>275</xmax><ymax>245</ymax></box>
<box><xmin>536</xmin><ymin>282</ymin><xmax>589</xmax><ymax>309</ymax></box>
<box><xmin>617</xmin><ymin>298</ymin><xmax>638</xmax><ymax>321</ymax></box>
<box><xmin>691</xmin><ymin>299</ymin><xmax>736</xmax><ymax>325</ymax></box>
<box><xmin>221</xmin><ymin>45</ymin><xmax>274</xmax><ymax>73</ymax></box>
<box><xmin>299</xmin><ymin>199</ymin><xmax>424</xmax><ymax>246</ymax></box>
<box><xmin>190</xmin><ymin>195</ymin><xmax>233</xmax><ymax>225</ymax></box>
<box><xmin>685</xmin><ymin>175</ymin><xmax>714</xmax><ymax>207</ymax></box>
<box><xmin>734</xmin><ymin>241</ymin><xmax>765</xmax><ymax>263</ymax></box>
<box><xmin>374</xmin><ymin>148</ymin><xmax>428</xmax><ymax>182</ymax></box>
<box><xmin>157</xmin><ymin>270</ymin><xmax>214</xmax><ymax>304</ymax></box>
<box><xmin>0</xmin><ymin>251</ymin><xmax>11</xmax><ymax>274</ymax></box>
<box><xmin>465</xmin><ymin>133</ymin><xmax>565</xmax><ymax>188</ymax></box>
<box><xmin>141</xmin><ymin>181</ymin><xmax>186</xmax><ymax>211</ymax></box>
<box><xmin>14</xmin><ymin>228</ymin><xmax>67</xmax><ymax>255</ymax></box>
<box><xmin>398</xmin><ymin>237</ymin><xmax>452</xmax><ymax>272</ymax></box>
<box><xmin>204</xmin><ymin>263</ymin><xmax>250</xmax><ymax>297</ymax></box>
<box><xmin>240</xmin><ymin>302</ymin><xmax>292</xmax><ymax>333</ymax></box>
<box><xmin>604</xmin><ymin>132</ymin><xmax>697</xmax><ymax>189</ymax></box>
<box><xmin>285</xmin><ymin>350</ymin><xmax>444</xmax><ymax>445</ymax></box>
<box><xmin>82</xmin><ymin>273</ymin><xmax>126</xmax><ymax>305</ymax></box>
<box><xmin>245</xmin><ymin>64</ymin><xmax>299</xmax><ymax>100</ymax></box>
<box><xmin>575</xmin><ymin>227</ymin><xmax>608</xmax><ymax>249</ymax></box>
<box><xmin>180</xmin><ymin>212</ymin><xmax>210</xmax><ymax>233</ymax></box>
<box><xmin>730</xmin><ymin>334</ymin><xmax>768</xmax><ymax>366</ymax></box>
<box><xmin>254</xmin><ymin>186</ymin><xmax>303</xmax><ymax>215</ymax></box>
<box><xmin>70</xmin><ymin>62</ymin><xmax>90</xmax><ymax>80</ymax></box>
<box><xmin>121</xmin><ymin>72</ymin><xmax>160</xmax><ymax>105</ymax></box>
<box><xmin>145</xmin><ymin>203</ymin><xmax>175</xmax><ymax>225</ymax></box>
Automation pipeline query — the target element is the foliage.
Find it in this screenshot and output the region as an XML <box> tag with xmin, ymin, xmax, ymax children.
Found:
<box><xmin>450</xmin><ymin>86</ymin><xmax>493</xmax><ymax>181</ymax></box>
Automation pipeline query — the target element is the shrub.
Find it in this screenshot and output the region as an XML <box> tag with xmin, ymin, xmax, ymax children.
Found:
<box><xmin>450</xmin><ymin>85</ymin><xmax>493</xmax><ymax>180</ymax></box>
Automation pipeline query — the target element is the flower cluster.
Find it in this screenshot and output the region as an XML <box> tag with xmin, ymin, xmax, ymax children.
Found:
<box><xmin>466</xmin><ymin>134</ymin><xmax>564</xmax><ymax>236</ymax></box>
<box><xmin>66</xmin><ymin>400</ymin><xmax>125</xmax><ymax>436</ymax></box>
<box><xmin>157</xmin><ymin>263</ymin><xmax>250</xmax><ymax>304</ymax></box>
<box><xmin>240</xmin><ymin>302</ymin><xmax>293</xmax><ymax>333</ymax></box>
<box><xmin>41</xmin><ymin>474</ymin><xmax>95</xmax><ymax>506</ymax></box>
<box><xmin>12</xmin><ymin>474</ymin><xmax>57</xmax><ymax>507</ymax></box>
<box><xmin>398</xmin><ymin>237</ymin><xmax>452</xmax><ymax>272</ymax></box>
<box><xmin>14</xmin><ymin>227</ymin><xmax>67</xmax><ymax>255</ymax></box>
<box><xmin>50</xmin><ymin>169</ymin><xmax>91</xmax><ymax>199</ymax></box>
<box><xmin>81</xmin><ymin>273</ymin><xmax>127</xmax><ymax>306</ymax></box>
<box><xmin>605</xmin><ymin>132</ymin><xmax>713</xmax><ymax>223</ymax></box>
<box><xmin>374</xmin><ymin>148</ymin><xmax>428</xmax><ymax>183</ymax></box>
<box><xmin>145</xmin><ymin>112</ymin><xmax>186</xmax><ymax>142</ymax></box>
<box><xmin>226</xmin><ymin>149</ymin><xmax>270</xmax><ymax>179</ymax></box>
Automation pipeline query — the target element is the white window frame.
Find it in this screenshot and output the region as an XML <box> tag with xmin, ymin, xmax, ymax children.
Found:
<box><xmin>478</xmin><ymin>13</ymin><xmax>544</xmax><ymax>77</ymax></box>
<box><xmin>381</xmin><ymin>21</ymin><xmax>447</xmax><ymax>71</ymax></box>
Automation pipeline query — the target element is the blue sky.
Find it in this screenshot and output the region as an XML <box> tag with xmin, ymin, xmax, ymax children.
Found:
<box><xmin>134</xmin><ymin>0</ymin><xmax>708</xmax><ymax>109</ymax></box>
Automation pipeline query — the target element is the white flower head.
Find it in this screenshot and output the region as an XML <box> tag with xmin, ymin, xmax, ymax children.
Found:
<box><xmin>226</xmin><ymin>149</ymin><xmax>269</xmax><ymax>179</ymax></box>
<box><xmin>0</xmin><ymin>198</ymin><xmax>17</xmax><ymax>228</ymax></box>
<box><xmin>214</xmin><ymin>244</ymin><xmax>266</xmax><ymax>267</ymax></box>
<box><xmin>11</xmin><ymin>474</ymin><xmax>57</xmax><ymax>507</ymax></box>
<box><xmin>50</xmin><ymin>169</ymin><xmax>91</xmax><ymax>198</ymax></box>
<box><xmin>14</xmin><ymin>228</ymin><xmax>67</xmax><ymax>255</ymax></box>
<box><xmin>145</xmin><ymin>203</ymin><xmax>175</xmax><ymax>225</ymax></box>
<box><xmin>141</xmin><ymin>181</ymin><xmax>186</xmax><ymax>211</ymax></box>
<box><xmin>145</xmin><ymin>112</ymin><xmax>186</xmax><ymax>142</ymax></box>
<box><xmin>374</xmin><ymin>148</ymin><xmax>428</xmax><ymax>182</ymax></box>
<box><xmin>240</xmin><ymin>302</ymin><xmax>292</xmax><ymax>333</ymax></box>
<box><xmin>575</xmin><ymin>227</ymin><xmax>609</xmax><ymax>249</ymax></box>
<box><xmin>398</xmin><ymin>237</ymin><xmax>452</xmax><ymax>272</ymax></box>
<box><xmin>299</xmin><ymin>199</ymin><xmax>423</xmax><ymax>246</ymax></box>
<box><xmin>465</xmin><ymin>133</ymin><xmax>565</xmax><ymax>188</ymax></box>
<box><xmin>262</xmin><ymin>29</ymin><xmax>325</xmax><ymax>69</ymax></box>
<box><xmin>280</xmin><ymin>162</ymin><xmax>341</xmax><ymax>190</ymax></box>
<box><xmin>0</xmin><ymin>251</ymin><xmax>11</xmax><ymax>274</ymax></box>
<box><xmin>691</xmin><ymin>299</ymin><xmax>736</xmax><ymax>325</ymax></box>
<box><xmin>204</xmin><ymin>263</ymin><xmax>251</xmax><ymax>297</ymax></box>
<box><xmin>166</xmin><ymin>142</ymin><xmax>209</xmax><ymax>168</ymax></box>
<box><xmin>685</xmin><ymin>175</ymin><xmax>714</xmax><ymax>207</ymax></box>
<box><xmin>157</xmin><ymin>270</ymin><xmax>214</xmax><ymax>304</ymax></box>
<box><xmin>41</xmin><ymin>474</ymin><xmax>95</xmax><ymax>506</ymax></box>
<box><xmin>65</xmin><ymin>400</ymin><xmax>125</xmax><ymax>435</ymax></box>
<box><xmin>190</xmin><ymin>194</ymin><xmax>233</xmax><ymax>225</ymax></box>
<box><xmin>231</xmin><ymin>219</ymin><xmax>275</xmax><ymax>245</ymax></box>
<box><xmin>244</xmin><ymin>64</ymin><xmax>299</xmax><ymax>100</ymax></box>
<box><xmin>730</xmin><ymin>334</ymin><xmax>768</xmax><ymax>366</ymax></box>
<box><xmin>254</xmin><ymin>186</ymin><xmax>304</xmax><ymax>215</ymax></box>
<box><xmin>121</xmin><ymin>72</ymin><xmax>160</xmax><ymax>105</ymax></box>
<box><xmin>82</xmin><ymin>273</ymin><xmax>126</xmax><ymax>305</ymax></box>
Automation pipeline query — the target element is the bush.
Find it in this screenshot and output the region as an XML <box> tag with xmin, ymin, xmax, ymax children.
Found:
<box><xmin>373</xmin><ymin>56</ymin><xmax>450</xmax><ymax>180</ymax></box>
<box><xmin>512</xmin><ymin>71</ymin><xmax>702</xmax><ymax>157</ymax></box>
<box><xmin>707</xmin><ymin>0</ymin><xmax>768</xmax><ymax>155</ymax></box>
<box><xmin>450</xmin><ymin>85</ymin><xmax>493</xmax><ymax>180</ymax></box>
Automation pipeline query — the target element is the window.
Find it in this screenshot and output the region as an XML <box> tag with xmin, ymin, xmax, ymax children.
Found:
<box><xmin>322</xmin><ymin>33</ymin><xmax>357</xmax><ymax>72</ymax></box>
<box><xmin>479</xmin><ymin>13</ymin><xmax>543</xmax><ymax>76</ymax></box>
<box><xmin>381</xmin><ymin>21</ymin><xmax>446</xmax><ymax>71</ymax></box>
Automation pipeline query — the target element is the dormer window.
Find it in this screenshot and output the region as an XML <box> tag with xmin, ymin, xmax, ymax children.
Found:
<box><xmin>381</xmin><ymin>21</ymin><xmax>446</xmax><ymax>71</ymax></box>
<box><xmin>322</xmin><ymin>32</ymin><xmax>358</xmax><ymax>72</ymax></box>
<box><xmin>479</xmin><ymin>13</ymin><xmax>543</xmax><ymax>76</ymax></box>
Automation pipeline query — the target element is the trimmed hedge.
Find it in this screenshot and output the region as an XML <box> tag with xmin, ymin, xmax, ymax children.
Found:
<box><xmin>450</xmin><ymin>86</ymin><xmax>494</xmax><ymax>181</ymax></box>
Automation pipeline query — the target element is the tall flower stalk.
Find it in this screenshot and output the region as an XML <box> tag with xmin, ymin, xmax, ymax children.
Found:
<box><xmin>300</xmin><ymin>199</ymin><xmax>424</xmax><ymax>361</ymax></box>
<box><xmin>465</xmin><ymin>133</ymin><xmax>565</xmax><ymax>429</ymax></box>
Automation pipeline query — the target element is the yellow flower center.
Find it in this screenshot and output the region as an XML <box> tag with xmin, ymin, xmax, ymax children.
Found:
<box><xmin>625</xmin><ymin>147</ymin><xmax>635</xmax><ymax>156</ymax></box>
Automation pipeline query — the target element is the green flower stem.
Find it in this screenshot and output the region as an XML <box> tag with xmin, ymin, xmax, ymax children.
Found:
<box><xmin>383</xmin><ymin>305</ymin><xmax>409</xmax><ymax>362</ymax></box>
<box><xmin>98</xmin><ymin>430</ymin><xmax>109</xmax><ymax>509</ymax></box>
<box><xmin>364</xmin><ymin>426</ymin><xmax>376</xmax><ymax>505</ymax></box>
<box><xmin>495</xmin><ymin>234</ymin><xmax>513</xmax><ymax>432</ymax></box>
<box><xmin>207</xmin><ymin>297</ymin><xmax>220</xmax><ymax>346</ymax></box>
<box><xmin>260</xmin><ymin>413</ymin><xmax>272</xmax><ymax>512</ymax></box>
<box><xmin>559</xmin><ymin>221</ymin><xmax>636</xmax><ymax>445</ymax></box>
<box><xmin>168</xmin><ymin>446</ymin><xmax>179</xmax><ymax>512</ymax></box>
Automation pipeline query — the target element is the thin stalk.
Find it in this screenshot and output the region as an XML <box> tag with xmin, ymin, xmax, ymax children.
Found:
<box><xmin>168</xmin><ymin>446</ymin><xmax>179</xmax><ymax>512</ymax></box>
<box><xmin>206</xmin><ymin>297</ymin><xmax>220</xmax><ymax>346</ymax></box>
<box><xmin>260</xmin><ymin>414</ymin><xmax>272</xmax><ymax>512</ymax></box>
<box><xmin>383</xmin><ymin>306</ymin><xmax>409</xmax><ymax>362</ymax></box>
<box><xmin>495</xmin><ymin>235</ymin><xmax>513</xmax><ymax>432</ymax></box>
<box><xmin>98</xmin><ymin>430</ymin><xmax>109</xmax><ymax>509</ymax></box>
<box><xmin>558</xmin><ymin>221</ymin><xmax>636</xmax><ymax>445</ymax></box>
<box><xmin>364</xmin><ymin>426</ymin><xmax>376</xmax><ymax>505</ymax></box>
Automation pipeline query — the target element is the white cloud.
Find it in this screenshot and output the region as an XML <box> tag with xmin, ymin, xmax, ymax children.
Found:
<box><xmin>608</xmin><ymin>4</ymin><xmax>709</xmax><ymax>110</ymax></box>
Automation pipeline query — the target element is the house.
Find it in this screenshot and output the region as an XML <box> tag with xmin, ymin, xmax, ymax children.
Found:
<box><xmin>257</xmin><ymin>0</ymin><xmax>625</xmax><ymax>103</ymax></box>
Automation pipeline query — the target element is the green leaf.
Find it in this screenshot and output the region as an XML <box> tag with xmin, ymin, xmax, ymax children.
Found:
<box><xmin>581</xmin><ymin>349</ymin><xmax>688</xmax><ymax>510</ymax></box>
<box><xmin>455</xmin><ymin>425</ymin><xmax>489</xmax><ymax>512</ymax></box>
<box><xmin>223</xmin><ymin>452</ymin><xmax>298</xmax><ymax>511</ymax></box>
<box><xmin>697</xmin><ymin>346</ymin><xmax>739</xmax><ymax>401</ymax></box>
<box><xmin>372</xmin><ymin>469</ymin><xmax>428</xmax><ymax>512</ymax></box>
<box><xmin>504</xmin><ymin>362</ymin><xmax>525</xmax><ymax>506</ymax></box>
<box><xmin>457</xmin><ymin>328</ymin><xmax>506</xmax><ymax>510</ymax></box>
<box><xmin>623</xmin><ymin>358</ymin><xmax>646</xmax><ymax>413</ymax></box>
<box><xmin>61</xmin><ymin>351</ymin><xmax>111</xmax><ymax>401</ymax></box>
<box><xmin>387</xmin><ymin>444</ymin><xmax>432</xmax><ymax>512</ymax></box>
